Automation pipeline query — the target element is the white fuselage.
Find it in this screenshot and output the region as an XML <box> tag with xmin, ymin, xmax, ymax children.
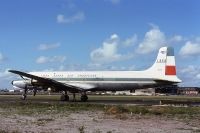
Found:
<box><xmin>29</xmin><ymin>70</ymin><xmax>176</xmax><ymax>91</ymax></box>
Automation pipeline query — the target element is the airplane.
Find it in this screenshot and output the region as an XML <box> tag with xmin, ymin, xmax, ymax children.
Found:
<box><xmin>9</xmin><ymin>46</ymin><xmax>181</xmax><ymax>102</ymax></box>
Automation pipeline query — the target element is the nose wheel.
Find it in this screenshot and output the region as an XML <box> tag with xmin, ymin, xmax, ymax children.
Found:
<box><xmin>21</xmin><ymin>94</ymin><xmax>27</xmax><ymax>100</ymax></box>
<box><xmin>21</xmin><ymin>88</ymin><xmax>27</xmax><ymax>100</ymax></box>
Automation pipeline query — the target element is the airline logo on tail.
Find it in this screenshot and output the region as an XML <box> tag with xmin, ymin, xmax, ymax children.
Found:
<box><xmin>160</xmin><ymin>50</ymin><xmax>166</xmax><ymax>54</ymax></box>
<box><xmin>165</xmin><ymin>47</ymin><xmax>176</xmax><ymax>76</ymax></box>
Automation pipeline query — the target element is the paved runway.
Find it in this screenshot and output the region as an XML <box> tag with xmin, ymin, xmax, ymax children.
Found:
<box><xmin>0</xmin><ymin>94</ymin><xmax>200</xmax><ymax>106</ymax></box>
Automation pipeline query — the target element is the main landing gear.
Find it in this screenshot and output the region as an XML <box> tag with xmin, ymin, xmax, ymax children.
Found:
<box><xmin>60</xmin><ymin>91</ymin><xmax>69</xmax><ymax>101</ymax></box>
<box><xmin>20</xmin><ymin>87</ymin><xmax>37</xmax><ymax>100</ymax></box>
<box><xmin>81</xmin><ymin>92</ymin><xmax>88</xmax><ymax>102</ymax></box>
<box><xmin>33</xmin><ymin>88</ymin><xmax>37</xmax><ymax>96</ymax></box>
<box><xmin>60</xmin><ymin>91</ymin><xmax>88</xmax><ymax>102</ymax></box>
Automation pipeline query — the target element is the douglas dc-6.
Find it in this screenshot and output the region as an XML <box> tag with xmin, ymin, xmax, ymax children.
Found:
<box><xmin>9</xmin><ymin>47</ymin><xmax>181</xmax><ymax>102</ymax></box>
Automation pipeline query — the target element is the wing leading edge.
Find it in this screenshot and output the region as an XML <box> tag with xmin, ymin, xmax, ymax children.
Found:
<box><xmin>9</xmin><ymin>70</ymin><xmax>84</xmax><ymax>92</ymax></box>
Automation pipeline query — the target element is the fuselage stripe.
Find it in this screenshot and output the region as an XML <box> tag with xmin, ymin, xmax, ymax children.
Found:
<box><xmin>52</xmin><ymin>78</ymin><xmax>156</xmax><ymax>82</ymax></box>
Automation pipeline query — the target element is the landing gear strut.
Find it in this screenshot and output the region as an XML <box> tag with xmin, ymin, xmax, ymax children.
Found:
<box><xmin>72</xmin><ymin>93</ymin><xmax>76</xmax><ymax>101</ymax></box>
<box><xmin>21</xmin><ymin>88</ymin><xmax>27</xmax><ymax>100</ymax></box>
<box><xmin>33</xmin><ymin>88</ymin><xmax>37</xmax><ymax>96</ymax></box>
<box><xmin>81</xmin><ymin>92</ymin><xmax>88</xmax><ymax>102</ymax></box>
<box><xmin>60</xmin><ymin>91</ymin><xmax>69</xmax><ymax>101</ymax></box>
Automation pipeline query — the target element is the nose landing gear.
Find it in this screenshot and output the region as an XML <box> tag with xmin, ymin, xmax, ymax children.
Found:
<box><xmin>21</xmin><ymin>88</ymin><xmax>27</xmax><ymax>100</ymax></box>
<box><xmin>60</xmin><ymin>91</ymin><xmax>88</xmax><ymax>102</ymax></box>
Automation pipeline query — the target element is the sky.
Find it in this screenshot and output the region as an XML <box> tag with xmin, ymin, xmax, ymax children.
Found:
<box><xmin>0</xmin><ymin>0</ymin><xmax>200</xmax><ymax>88</ymax></box>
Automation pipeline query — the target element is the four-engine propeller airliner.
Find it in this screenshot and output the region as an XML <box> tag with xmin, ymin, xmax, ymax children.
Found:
<box><xmin>9</xmin><ymin>47</ymin><xmax>181</xmax><ymax>102</ymax></box>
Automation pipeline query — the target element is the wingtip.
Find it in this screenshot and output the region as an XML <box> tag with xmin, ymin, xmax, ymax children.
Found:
<box><xmin>8</xmin><ymin>70</ymin><xmax>13</xmax><ymax>72</ymax></box>
<box><xmin>8</xmin><ymin>70</ymin><xmax>18</xmax><ymax>73</ymax></box>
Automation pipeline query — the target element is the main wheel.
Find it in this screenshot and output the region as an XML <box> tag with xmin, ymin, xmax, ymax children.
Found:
<box><xmin>65</xmin><ymin>95</ymin><xmax>69</xmax><ymax>101</ymax></box>
<box><xmin>81</xmin><ymin>95</ymin><xmax>88</xmax><ymax>102</ymax></box>
<box><xmin>60</xmin><ymin>95</ymin><xmax>69</xmax><ymax>101</ymax></box>
<box><xmin>21</xmin><ymin>94</ymin><xmax>26</xmax><ymax>100</ymax></box>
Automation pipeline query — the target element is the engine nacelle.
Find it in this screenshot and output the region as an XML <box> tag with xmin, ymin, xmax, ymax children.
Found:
<box><xmin>11</xmin><ymin>80</ymin><xmax>32</xmax><ymax>89</ymax></box>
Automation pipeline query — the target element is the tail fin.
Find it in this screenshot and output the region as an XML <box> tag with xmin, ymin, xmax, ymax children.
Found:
<box><xmin>165</xmin><ymin>47</ymin><xmax>176</xmax><ymax>75</ymax></box>
<box><xmin>147</xmin><ymin>47</ymin><xmax>181</xmax><ymax>83</ymax></box>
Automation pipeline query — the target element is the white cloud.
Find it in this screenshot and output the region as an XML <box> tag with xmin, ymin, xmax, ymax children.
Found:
<box><xmin>90</xmin><ymin>34</ymin><xmax>121</xmax><ymax>63</ymax></box>
<box><xmin>38</xmin><ymin>43</ymin><xmax>60</xmax><ymax>51</ymax></box>
<box><xmin>179</xmin><ymin>41</ymin><xmax>200</xmax><ymax>56</ymax></box>
<box><xmin>36</xmin><ymin>56</ymin><xmax>48</xmax><ymax>64</ymax></box>
<box><xmin>180</xmin><ymin>65</ymin><xmax>197</xmax><ymax>75</ymax></box>
<box><xmin>0</xmin><ymin>69</ymin><xmax>15</xmax><ymax>80</ymax></box>
<box><xmin>123</xmin><ymin>34</ymin><xmax>137</xmax><ymax>47</ymax></box>
<box><xmin>36</xmin><ymin>56</ymin><xmax>66</xmax><ymax>64</ymax></box>
<box><xmin>57</xmin><ymin>12</ymin><xmax>85</xmax><ymax>24</ymax></box>
<box><xmin>179</xmin><ymin>65</ymin><xmax>200</xmax><ymax>86</ymax></box>
<box><xmin>90</xmin><ymin>34</ymin><xmax>133</xmax><ymax>64</ymax></box>
<box><xmin>170</xmin><ymin>35</ymin><xmax>183</xmax><ymax>42</ymax></box>
<box><xmin>137</xmin><ymin>25</ymin><xmax>166</xmax><ymax>54</ymax></box>
<box><xmin>196</xmin><ymin>74</ymin><xmax>200</xmax><ymax>79</ymax></box>
<box><xmin>0</xmin><ymin>69</ymin><xmax>17</xmax><ymax>88</ymax></box>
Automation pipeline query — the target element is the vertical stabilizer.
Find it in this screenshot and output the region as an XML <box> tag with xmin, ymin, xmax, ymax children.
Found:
<box><xmin>147</xmin><ymin>47</ymin><xmax>181</xmax><ymax>83</ymax></box>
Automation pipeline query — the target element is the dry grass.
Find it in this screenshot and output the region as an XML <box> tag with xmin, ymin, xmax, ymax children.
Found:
<box><xmin>0</xmin><ymin>95</ymin><xmax>200</xmax><ymax>120</ymax></box>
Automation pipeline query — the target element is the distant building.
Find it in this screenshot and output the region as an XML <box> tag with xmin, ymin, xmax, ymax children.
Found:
<box><xmin>155</xmin><ymin>86</ymin><xmax>178</xmax><ymax>95</ymax></box>
<box><xmin>8</xmin><ymin>89</ymin><xmax>15</xmax><ymax>93</ymax></box>
<box><xmin>155</xmin><ymin>86</ymin><xmax>200</xmax><ymax>96</ymax></box>
<box><xmin>177</xmin><ymin>87</ymin><xmax>200</xmax><ymax>96</ymax></box>
<box><xmin>114</xmin><ymin>88</ymin><xmax>155</xmax><ymax>96</ymax></box>
<box><xmin>8</xmin><ymin>89</ymin><xmax>23</xmax><ymax>93</ymax></box>
<box><xmin>0</xmin><ymin>89</ymin><xmax>9</xmax><ymax>92</ymax></box>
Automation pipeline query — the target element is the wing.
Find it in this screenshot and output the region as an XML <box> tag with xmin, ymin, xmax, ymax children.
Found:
<box><xmin>9</xmin><ymin>70</ymin><xmax>87</xmax><ymax>92</ymax></box>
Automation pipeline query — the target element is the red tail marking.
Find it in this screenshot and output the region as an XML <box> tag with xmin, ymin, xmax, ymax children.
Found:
<box><xmin>165</xmin><ymin>66</ymin><xmax>176</xmax><ymax>75</ymax></box>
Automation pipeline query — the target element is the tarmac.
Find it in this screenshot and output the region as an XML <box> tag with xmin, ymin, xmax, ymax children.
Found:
<box><xmin>0</xmin><ymin>94</ymin><xmax>200</xmax><ymax>106</ymax></box>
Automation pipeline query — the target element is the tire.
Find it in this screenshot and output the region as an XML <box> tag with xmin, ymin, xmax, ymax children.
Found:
<box><xmin>65</xmin><ymin>95</ymin><xmax>69</xmax><ymax>101</ymax></box>
<box><xmin>21</xmin><ymin>94</ymin><xmax>26</xmax><ymax>100</ymax></box>
<box><xmin>81</xmin><ymin>95</ymin><xmax>88</xmax><ymax>102</ymax></box>
<box><xmin>60</xmin><ymin>95</ymin><xmax>69</xmax><ymax>101</ymax></box>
